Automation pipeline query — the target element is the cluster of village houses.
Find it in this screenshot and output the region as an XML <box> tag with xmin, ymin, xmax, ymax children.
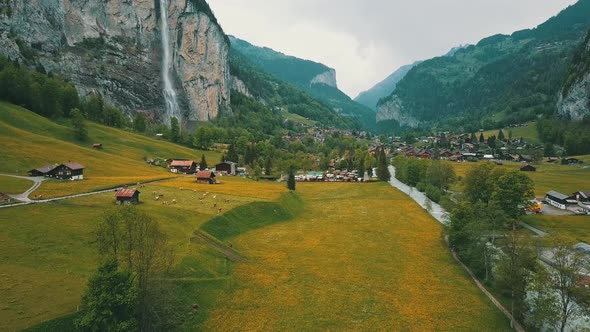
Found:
<box><xmin>294</xmin><ymin>170</ymin><xmax>373</xmax><ymax>183</ymax></box>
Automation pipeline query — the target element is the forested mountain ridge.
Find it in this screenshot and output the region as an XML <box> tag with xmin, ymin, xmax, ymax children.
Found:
<box><xmin>377</xmin><ymin>0</ymin><xmax>590</xmax><ymax>132</ymax></box>
<box><xmin>229</xmin><ymin>36</ymin><xmax>376</xmax><ymax>130</ymax></box>
<box><xmin>354</xmin><ymin>62</ymin><xmax>419</xmax><ymax>111</ymax></box>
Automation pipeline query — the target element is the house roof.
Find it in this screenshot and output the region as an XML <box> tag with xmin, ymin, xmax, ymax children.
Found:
<box><xmin>63</xmin><ymin>162</ymin><xmax>85</xmax><ymax>170</ymax></box>
<box><xmin>576</xmin><ymin>191</ymin><xmax>590</xmax><ymax>199</ymax></box>
<box><xmin>520</xmin><ymin>164</ymin><xmax>536</xmax><ymax>169</ymax></box>
<box><xmin>115</xmin><ymin>189</ymin><xmax>139</xmax><ymax>198</ymax></box>
<box><xmin>217</xmin><ymin>161</ymin><xmax>236</xmax><ymax>166</ymax></box>
<box><xmin>196</xmin><ymin>171</ymin><xmax>215</xmax><ymax>178</ymax></box>
<box><xmin>170</xmin><ymin>160</ymin><xmax>195</xmax><ymax>167</ymax></box>
<box><xmin>32</xmin><ymin>164</ymin><xmax>57</xmax><ymax>174</ymax></box>
<box><xmin>547</xmin><ymin>190</ymin><xmax>569</xmax><ymax>200</ymax></box>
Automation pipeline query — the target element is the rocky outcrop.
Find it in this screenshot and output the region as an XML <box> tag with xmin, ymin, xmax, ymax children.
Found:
<box><xmin>558</xmin><ymin>74</ymin><xmax>590</xmax><ymax>121</ymax></box>
<box><xmin>230</xmin><ymin>75</ymin><xmax>251</xmax><ymax>97</ymax></box>
<box><xmin>310</xmin><ymin>69</ymin><xmax>337</xmax><ymax>88</ymax></box>
<box><xmin>376</xmin><ymin>96</ymin><xmax>421</xmax><ymax>128</ymax></box>
<box><xmin>558</xmin><ymin>34</ymin><xmax>590</xmax><ymax>121</ymax></box>
<box><xmin>0</xmin><ymin>0</ymin><xmax>230</xmax><ymax>125</ymax></box>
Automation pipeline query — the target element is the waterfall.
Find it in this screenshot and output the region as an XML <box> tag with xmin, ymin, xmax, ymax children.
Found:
<box><xmin>159</xmin><ymin>0</ymin><xmax>180</xmax><ymax>124</ymax></box>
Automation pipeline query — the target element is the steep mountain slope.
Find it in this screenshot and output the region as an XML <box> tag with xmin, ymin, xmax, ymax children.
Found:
<box><xmin>377</xmin><ymin>0</ymin><xmax>590</xmax><ymax>131</ymax></box>
<box><xmin>228</xmin><ymin>49</ymin><xmax>355</xmax><ymax>129</ymax></box>
<box><xmin>354</xmin><ymin>62</ymin><xmax>419</xmax><ymax>111</ymax></box>
<box><xmin>229</xmin><ymin>36</ymin><xmax>376</xmax><ymax>129</ymax></box>
<box><xmin>558</xmin><ymin>30</ymin><xmax>590</xmax><ymax>120</ymax></box>
<box><xmin>0</xmin><ymin>0</ymin><xmax>230</xmax><ymax>125</ymax></box>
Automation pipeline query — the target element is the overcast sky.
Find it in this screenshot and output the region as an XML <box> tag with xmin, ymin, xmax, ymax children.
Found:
<box><xmin>208</xmin><ymin>0</ymin><xmax>578</xmax><ymax>98</ymax></box>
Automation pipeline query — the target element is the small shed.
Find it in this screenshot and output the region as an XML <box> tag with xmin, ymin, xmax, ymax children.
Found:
<box><xmin>546</xmin><ymin>191</ymin><xmax>570</xmax><ymax>210</ymax></box>
<box><xmin>169</xmin><ymin>160</ymin><xmax>197</xmax><ymax>174</ymax></box>
<box><xmin>520</xmin><ymin>164</ymin><xmax>536</xmax><ymax>172</ymax></box>
<box><xmin>115</xmin><ymin>188</ymin><xmax>140</xmax><ymax>205</ymax></box>
<box><xmin>196</xmin><ymin>171</ymin><xmax>216</xmax><ymax>184</ymax></box>
<box><xmin>215</xmin><ymin>161</ymin><xmax>237</xmax><ymax>175</ymax></box>
<box><xmin>92</xmin><ymin>143</ymin><xmax>103</xmax><ymax>149</ymax></box>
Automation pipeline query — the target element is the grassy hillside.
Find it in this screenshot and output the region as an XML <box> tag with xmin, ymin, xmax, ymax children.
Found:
<box><xmin>2</xmin><ymin>179</ymin><xmax>512</xmax><ymax>331</ymax></box>
<box><xmin>0</xmin><ymin>176</ymin><xmax>33</xmax><ymax>194</ymax></box>
<box><xmin>451</xmin><ymin>160</ymin><xmax>590</xmax><ymax>196</ymax></box>
<box><xmin>481</xmin><ymin>122</ymin><xmax>540</xmax><ymax>144</ymax></box>
<box><xmin>196</xmin><ymin>183</ymin><xmax>510</xmax><ymax>331</ymax></box>
<box><xmin>0</xmin><ymin>103</ymin><xmax>220</xmax><ymax>197</ymax></box>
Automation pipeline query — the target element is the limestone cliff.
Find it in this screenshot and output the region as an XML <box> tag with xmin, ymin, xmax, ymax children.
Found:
<box><xmin>0</xmin><ymin>0</ymin><xmax>230</xmax><ymax>125</ymax></box>
<box><xmin>310</xmin><ymin>69</ymin><xmax>337</xmax><ymax>88</ymax></box>
<box><xmin>558</xmin><ymin>32</ymin><xmax>590</xmax><ymax>121</ymax></box>
<box><xmin>376</xmin><ymin>96</ymin><xmax>421</xmax><ymax>128</ymax></box>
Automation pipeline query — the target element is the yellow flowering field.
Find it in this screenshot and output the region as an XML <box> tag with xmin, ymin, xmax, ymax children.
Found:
<box><xmin>199</xmin><ymin>183</ymin><xmax>511</xmax><ymax>331</ymax></box>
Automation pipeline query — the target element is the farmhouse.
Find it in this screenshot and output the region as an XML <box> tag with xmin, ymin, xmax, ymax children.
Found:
<box><xmin>115</xmin><ymin>188</ymin><xmax>140</xmax><ymax>205</ymax></box>
<box><xmin>169</xmin><ymin>160</ymin><xmax>197</xmax><ymax>174</ymax></box>
<box><xmin>574</xmin><ymin>191</ymin><xmax>590</xmax><ymax>204</ymax></box>
<box><xmin>52</xmin><ymin>162</ymin><xmax>85</xmax><ymax>180</ymax></box>
<box><xmin>216</xmin><ymin>161</ymin><xmax>237</xmax><ymax>175</ymax></box>
<box><xmin>29</xmin><ymin>164</ymin><xmax>57</xmax><ymax>177</ymax></box>
<box><xmin>520</xmin><ymin>164</ymin><xmax>537</xmax><ymax>172</ymax></box>
<box><xmin>196</xmin><ymin>171</ymin><xmax>216</xmax><ymax>184</ymax></box>
<box><xmin>546</xmin><ymin>191</ymin><xmax>571</xmax><ymax>210</ymax></box>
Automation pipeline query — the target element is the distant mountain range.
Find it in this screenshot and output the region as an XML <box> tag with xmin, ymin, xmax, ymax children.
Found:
<box><xmin>229</xmin><ymin>36</ymin><xmax>376</xmax><ymax>129</ymax></box>
<box><xmin>376</xmin><ymin>0</ymin><xmax>590</xmax><ymax>132</ymax></box>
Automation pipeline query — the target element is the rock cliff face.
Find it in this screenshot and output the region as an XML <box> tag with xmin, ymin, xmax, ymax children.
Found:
<box><xmin>558</xmin><ymin>34</ymin><xmax>590</xmax><ymax>121</ymax></box>
<box><xmin>376</xmin><ymin>96</ymin><xmax>420</xmax><ymax>128</ymax></box>
<box><xmin>0</xmin><ymin>0</ymin><xmax>230</xmax><ymax>125</ymax></box>
<box><xmin>310</xmin><ymin>69</ymin><xmax>337</xmax><ymax>88</ymax></box>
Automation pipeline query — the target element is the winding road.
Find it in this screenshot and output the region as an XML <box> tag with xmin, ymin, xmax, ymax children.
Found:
<box><xmin>0</xmin><ymin>174</ymin><xmax>45</xmax><ymax>203</ymax></box>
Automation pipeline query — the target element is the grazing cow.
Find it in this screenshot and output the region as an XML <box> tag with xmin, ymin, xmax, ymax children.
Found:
<box><xmin>213</xmin><ymin>195</ymin><xmax>217</xmax><ymax>199</ymax></box>
<box><xmin>172</xmin><ymin>199</ymin><xmax>177</xmax><ymax>204</ymax></box>
<box><xmin>213</xmin><ymin>203</ymin><xmax>217</xmax><ymax>208</ymax></box>
<box><xmin>179</xmin><ymin>187</ymin><xmax>183</xmax><ymax>191</ymax></box>
<box><xmin>217</xmin><ymin>208</ymin><xmax>222</xmax><ymax>214</ymax></box>
<box><xmin>155</xmin><ymin>196</ymin><xmax>160</xmax><ymax>201</ymax></box>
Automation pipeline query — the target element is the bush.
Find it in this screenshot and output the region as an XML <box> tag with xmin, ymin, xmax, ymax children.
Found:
<box><xmin>425</xmin><ymin>184</ymin><xmax>442</xmax><ymax>203</ymax></box>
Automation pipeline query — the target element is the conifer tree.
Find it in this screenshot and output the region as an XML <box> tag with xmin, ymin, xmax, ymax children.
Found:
<box><xmin>200</xmin><ymin>154</ymin><xmax>208</xmax><ymax>170</ymax></box>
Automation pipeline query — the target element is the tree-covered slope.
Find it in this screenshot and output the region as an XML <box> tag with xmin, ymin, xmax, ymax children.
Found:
<box><xmin>377</xmin><ymin>0</ymin><xmax>590</xmax><ymax>131</ymax></box>
<box><xmin>354</xmin><ymin>62</ymin><xmax>419</xmax><ymax>111</ymax></box>
<box><xmin>229</xmin><ymin>48</ymin><xmax>356</xmax><ymax>130</ymax></box>
<box><xmin>229</xmin><ymin>36</ymin><xmax>376</xmax><ymax>130</ymax></box>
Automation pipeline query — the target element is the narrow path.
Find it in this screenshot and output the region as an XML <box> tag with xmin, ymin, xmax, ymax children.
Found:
<box><xmin>193</xmin><ymin>230</ymin><xmax>247</xmax><ymax>262</ymax></box>
<box><xmin>0</xmin><ymin>174</ymin><xmax>45</xmax><ymax>203</ymax></box>
<box><xmin>520</xmin><ymin>221</ymin><xmax>548</xmax><ymax>237</ymax></box>
<box><xmin>387</xmin><ymin>166</ymin><xmax>524</xmax><ymax>331</ymax></box>
<box><xmin>0</xmin><ymin>177</ymin><xmax>176</xmax><ymax>209</ymax></box>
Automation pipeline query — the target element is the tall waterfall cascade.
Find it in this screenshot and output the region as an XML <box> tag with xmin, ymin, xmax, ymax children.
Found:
<box><xmin>159</xmin><ymin>0</ymin><xmax>181</xmax><ymax>124</ymax></box>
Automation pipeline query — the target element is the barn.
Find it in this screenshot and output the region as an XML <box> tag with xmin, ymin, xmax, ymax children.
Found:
<box><xmin>215</xmin><ymin>161</ymin><xmax>237</xmax><ymax>175</ymax></box>
<box><xmin>520</xmin><ymin>164</ymin><xmax>537</xmax><ymax>172</ymax></box>
<box><xmin>29</xmin><ymin>164</ymin><xmax>57</xmax><ymax>177</ymax></box>
<box><xmin>115</xmin><ymin>188</ymin><xmax>140</xmax><ymax>205</ymax></box>
<box><xmin>169</xmin><ymin>160</ymin><xmax>197</xmax><ymax>174</ymax></box>
<box><xmin>196</xmin><ymin>171</ymin><xmax>216</xmax><ymax>184</ymax></box>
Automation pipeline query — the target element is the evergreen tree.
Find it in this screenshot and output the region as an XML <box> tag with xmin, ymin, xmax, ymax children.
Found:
<box><xmin>133</xmin><ymin>113</ymin><xmax>147</xmax><ymax>132</ymax></box>
<box><xmin>470</xmin><ymin>132</ymin><xmax>477</xmax><ymax>143</ymax></box>
<box><xmin>376</xmin><ymin>147</ymin><xmax>390</xmax><ymax>182</ymax></box>
<box><xmin>200</xmin><ymin>154</ymin><xmax>208</xmax><ymax>170</ymax></box>
<box><xmin>287</xmin><ymin>168</ymin><xmax>296</xmax><ymax>191</ymax></box>
<box><xmin>479</xmin><ymin>133</ymin><xmax>485</xmax><ymax>144</ymax></box>
<box><xmin>498</xmin><ymin>129</ymin><xmax>506</xmax><ymax>141</ymax></box>
<box><xmin>71</xmin><ymin>108</ymin><xmax>88</xmax><ymax>141</ymax></box>
<box><xmin>544</xmin><ymin>143</ymin><xmax>556</xmax><ymax>157</ymax></box>
<box><xmin>170</xmin><ymin>117</ymin><xmax>180</xmax><ymax>143</ymax></box>
<box><xmin>227</xmin><ymin>144</ymin><xmax>239</xmax><ymax>162</ymax></box>
<box><xmin>265</xmin><ymin>157</ymin><xmax>272</xmax><ymax>176</ymax></box>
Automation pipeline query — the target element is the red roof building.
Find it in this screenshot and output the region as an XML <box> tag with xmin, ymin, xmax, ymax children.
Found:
<box><xmin>115</xmin><ymin>188</ymin><xmax>140</xmax><ymax>205</ymax></box>
<box><xmin>196</xmin><ymin>171</ymin><xmax>216</xmax><ymax>184</ymax></box>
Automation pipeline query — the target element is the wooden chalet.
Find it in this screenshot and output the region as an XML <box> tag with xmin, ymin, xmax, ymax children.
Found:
<box><xmin>564</xmin><ymin>157</ymin><xmax>581</xmax><ymax>165</ymax></box>
<box><xmin>196</xmin><ymin>171</ymin><xmax>216</xmax><ymax>184</ymax></box>
<box><xmin>29</xmin><ymin>164</ymin><xmax>58</xmax><ymax>177</ymax></box>
<box><xmin>169</xmin><ymin>160</ymin><xmax>197</xmax><ymax>174</ymax></box>
<box><xmin>115</xmin><ymin>188</ymin><xmax>140</xmax><ymax>205</ymax></box>
<box><xmin>29</xmin><ymin>162</ymin><xmax>84</xmax><ymax>180</ymax></box>
<box><xmin>53</xmin><ymin>162</ymin><xmax>85</xmax><ymax>180</ymax></box>
<box><xmin>215</xmin><ymin>161</ymin><xmax>237</xmax><ymax>175</ymax></box>
<box><xmin>520</xmin><ymin>164</ymin><xmax>537</xmax><ymax>172</ymax></box>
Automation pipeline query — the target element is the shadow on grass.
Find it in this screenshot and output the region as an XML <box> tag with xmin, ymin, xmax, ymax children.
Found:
<box><xmin>200</xmin><ymin>192</ymin><xmax>303</xmax><ymax>241</ymax></box>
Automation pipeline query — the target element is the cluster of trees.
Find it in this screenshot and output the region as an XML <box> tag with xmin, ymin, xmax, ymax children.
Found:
<box><xmin>392</xmin><ymin>156</ymin><xmax>456</xmax><ymax>203</ymax></box>
<box><xmin>448</xmin><ymin>163</ymin><xmax>590</xmax><ymax>330</ymax></box>
<box><xmin>76</xmin><ymin>208</ymin><xmax>182</xmax><ymax>331</ymax></box>
<box><xmin>537</xmin><ymin>118</ymin><xmax>590</xmax><ymax>155</ymax></box>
